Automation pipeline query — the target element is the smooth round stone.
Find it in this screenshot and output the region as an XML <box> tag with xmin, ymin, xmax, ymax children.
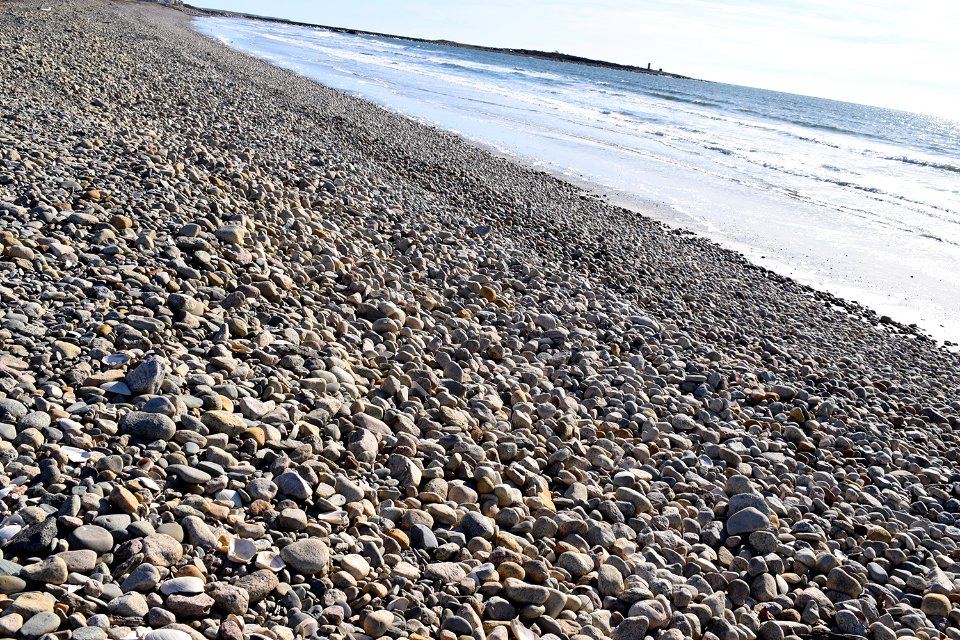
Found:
<box><xmin>73</xmin><ymin>628</ymin><xmax>108</xmax><ymax>640</ymax></box>
<box><xmin>69</xmin><ymin>525</ymin><xmax>114</xmax><ymax>554</ymax></box>
<box><xmin>726</xmin><ymin>507</ymin><xmax>770</xmax><ymax>535</ymax></box>
<box><xmin>166</xmin><ymin>464</ymin><xmax>212</xmax><ymax>484</ymax></box>
<box><xmin>19</xmin><ymin>611</ymin><xmax>60</xmax><ymax>639</ymax></box>
<box><xmin>108</xmin><ymin>592</ymin><xmax>149</xmax><ymax>617</ymax></box>
<box><xmin>0</xmin><ymin>575</ymin><xmax>27</xmax><ymax>594</ymax></box>
<box><xmin>156</xmin><ymin>523</ymin><xmax>184</xmax><ymax>542</ymax></box>
<box><xmin>362</xmin><ymin>610</ymin><xmax>394</xmax><ymax>638</ymax></box>
<box><xmin>120</xmin><ymin>411</ymin><xmax>176</xmax><ymax>441</ymax></box>
<box><xmin>340</xmin><ymin>554</ymin><xmax>371</xmax><ymax>580</ymax></box>
<box><xmin>921</xmin><ymin>593</ymin><xmax>952</xmax><ymax>617</ymax></box>
<box><xmin>280</xmin><ymin>538</ymin><xmax>331</xmax><ymax>575</ymax></box>
<box><xmin>93</xmin><ymin>514</ymin><xmax>131</xmax><ymax>533</ymax></box>
<box><xmin>460</xmin><ymin>511</ymin><xmax>495</xmax><ymax>539</ymax></box>
<box><xmin>557</xmin><ymin>551</ymin><xmax>594</xmax><ymax>579</ymax></box>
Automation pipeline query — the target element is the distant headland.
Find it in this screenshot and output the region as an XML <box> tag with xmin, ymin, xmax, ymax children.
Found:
<box><xmin>181</xmin><ymin>3</ymin><xmax>695</xmax><ymax>80</ymax></box>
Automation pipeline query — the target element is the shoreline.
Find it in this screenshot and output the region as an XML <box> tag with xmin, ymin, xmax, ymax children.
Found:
<box><xmin>183</xmin><ymin>3</ymin><xmax>696</xmax><ymax>80</ymax></box>
<box><xmin>2</xmin><ymin>2</ymin><xmax>960</xmax><ymax>640</ymax></box>
<box><xmin>195</xmin><ymin>13</ymin><xmax>958</xmax><ymax>348</ymax></box>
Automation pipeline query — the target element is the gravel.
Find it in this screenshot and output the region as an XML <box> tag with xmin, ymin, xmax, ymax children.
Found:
<box><xmin>1</xmin><ymin>1</ymin><xmax>960</xmax><ymax>640</ymax></box>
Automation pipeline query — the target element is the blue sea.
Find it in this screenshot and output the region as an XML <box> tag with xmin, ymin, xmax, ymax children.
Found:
<box><xmin>195</xmin><ymin>16</ymin><xmax>960</xmax><ymax>345</ymax></box>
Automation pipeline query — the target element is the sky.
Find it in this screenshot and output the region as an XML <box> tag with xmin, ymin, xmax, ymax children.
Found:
<box><xmin>194</xmin><ymin>0</ymin><xmax>960</xmax><ymax>119</ymax></box>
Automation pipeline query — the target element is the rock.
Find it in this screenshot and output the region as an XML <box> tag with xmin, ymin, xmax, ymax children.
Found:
<box><xmin>461</xmin><ymin>511</ymin><xmax>495</xmax><ymax>540</ymax></box>
<box><xmin>125</xmin><ymin>356</ymin><xmax>166</xmax><ymax>395</ymax></box>
<box><xmin>613</xmin><ymin>616</ymin><xmax>650</xmax><ymax>640</ymax></box>
<box><xmin>167</xmin><ymin>465</ymin><xmax>212</xmax><ymax>484</ymax></box>
<box><xmin>5</xmin><ymin>517</ymin><xmax>57</xmax><ymax>557</ymax></box>
<box><xmin>141</xmin><ymin>534</ymin><xmax>184</xmax><ymax>567</ymax></box>
<box><xmin>166</xmin><ymin>593</ymin><xmax>215</xmax><ymax>617</ymax></box>
<box><xmin>208</xmin><ymin>583</ymin><xmax>249</xmax><ymax>614</ymax></box>
<box><xmin>200</xmin><ymin>410</ymin><xmax>246</xmax><ymax>436</ymax></box>
<box><xmin>921</xmin><ymin>592</ymin><xmax>952</xmax><ymax>617</ymax></box>
<box><xmin>362</xmin><ymin>610</ymin><xmax>394</xmax><ymax>638</ymax></box>
<box><xmin>598</xmin><ymin>564</ymin><xmax>625</xmax><ymax>597</ymax></box>
<box><xmin>20</xmin><ymin>556</ymin><xmax>68</xmax><ymax>584</ymax></box>
<box><xmin>18</xmin><ymin>611</ymin><xmax>60</xmax><ymax>639</ymax></box>
<box><xmin>423</xmin><ymin>562</ymin><xmax>467</xmax><ymax>583</ymax></box>
<box><xmin>280</xmin><ymin>538</ymin><xmax>331</xmax><ymax>576</ymax></box>
<box><xmin>503</xmin><ymin>578</ymin><xmax>549</xmax><ymax>604</ymax></box>
<box><xmin>120</xmin><ymin>411</ymin><xmax>176</xmax><ymax>441</ymax></box>
<box><xmin>121</xmin><ymin>563</ymin><xmax>161</xmax><ymax>592</ymax></box>
<box><xmin>557</xmin><ymin>551</ymin><xmax>593</xmax><ymax>579</ymax></box>
<box><xmin>726</xmin><ymin>506</ymin><xmax>770</xmax><ymax>535</ymax></box>
<box><xmin>216</xmin><ymin>224</ymin><xmax>245</xmax><ymax>245</ymax></box>
<box><xmin>69</xmin><ymin>525</ymin><xmax>114</xmax><ymax>554</ymax></box>
<box><xmin>235</xmin><ymin>570</ymin><xmax>279</xmax><ymax>603</ymax></box>
<box><xmin>109</xmin><ymin>592</ymin><xmax>150</xmax><ymax>617</ymax></box>
<box><xmin>826</xmin><ymin>567</ymin><xmax>863</xmax><ymax>597</ymax></box>
<box><xmin>0</xmin><ymin>575</ymin><xmax>27</xmax><ymax>594</ymax></box>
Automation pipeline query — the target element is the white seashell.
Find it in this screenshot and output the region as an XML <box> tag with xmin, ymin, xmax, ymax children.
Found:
<box><xmin>61</xmin><ymin>446</ymin><xmax>92</xmax><ymax>463</ymax></box>
<box><xmin>159</xmin><ymin>576</ymin><xmax>205</xmax><ymax>595</ymax></box>
<box><xmin>102</xmin><ymin>381</ymin><xmax>132</xmax><ymax>395</ymax></box>
<box><xmin>314</xmin><ymin>510</ymin><xmax>348</xmax><ymax>526</ymax></box>
<box><xmin>144</xmin><ymin>631</ymin><xmax>193</xmax><ymax>640</ymax></box>
<box><xmin>103</xmin><ymin>353</ymin><xmax>131</xmax><ymax>365</ymax></box>
<box><xmin>227</xmin><ymin>536</ymin><xmax>256</xmax><ymax>563</ymax></box>
<box><xmin>254</xmin><ymin>551</ymin><xmax>285</xmax><ymax>572</ymax></box>
<box><xmin>0</xmin><ymin>524</ymin><xmax>23</xmax><ymax>543</ymax></box>
<box><xmin>511</xmin><ymin>619</ymin><xmax>539</xmax><ymax>640</ymax></box>
<box><xmin>216</xmin><ymin>489</ymin><xmax>243</xmax><ymax>508</ymax></box>
<box><xmin>135</xmin><ymin>476</ymin><xmax>161</xmax><ymax>491</ymax></box>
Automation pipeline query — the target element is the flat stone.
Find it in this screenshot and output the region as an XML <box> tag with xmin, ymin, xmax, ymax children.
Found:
<box><xmin>200</xmin><ymin>410</ymin><xmax>246</xmax><ymax>436</ymax></box>
<box><xmin>9</xmin><ymin>592</ymin><xmax>54</xmax><ymax>616</ymax></box>
<box><xmin>0</xmin><ymin>575</ymin><xmax>26</xmax><ymax>594</ymax></box>
<box><xmin>72</xmin><ymin>627</ymin><xmax>108</xmax><ymax>640</ymax></box>
<box><xmin>826</xmin><ymin>567</ymin><xmax>863</xmax><ymax>597</ymax></box>
<box><xmin>166</xmin><ymin>464</ymin><xmax>212</xmax><ymax>484</ymax></box>
<box><xmin>166</xmin><ymin>593</ymin><xmax>215</xmax><ymax>617</ymax></box>
<box><xmin>503</xmin><ymin>577</ymin><xmax>549</xmax><ymax>604</ymax></box>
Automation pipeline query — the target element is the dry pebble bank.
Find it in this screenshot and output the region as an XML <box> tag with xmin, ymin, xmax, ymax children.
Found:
<box><xmin>2</xmin><ymin>2</ymin><xmax>960</xmax><ymax>640</ymax></box>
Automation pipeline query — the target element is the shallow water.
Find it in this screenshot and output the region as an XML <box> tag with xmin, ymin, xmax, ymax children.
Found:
<box><xmin>195</xmin><ymin>16</ymin><xmax>960</xmax><ymax>345</ymax></box>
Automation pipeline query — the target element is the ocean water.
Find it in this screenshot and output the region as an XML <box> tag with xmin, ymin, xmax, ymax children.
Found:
<box><xmin>195</xmin><ymin>16</ymin><xmax>960</xmax><ymax>345</ymax></box>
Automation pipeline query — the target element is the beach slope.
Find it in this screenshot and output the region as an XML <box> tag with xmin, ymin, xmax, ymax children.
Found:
<box><xmin>1</xmin><ymin>2</ymin><xmax>959</xmax><ymax>640</ymax></box>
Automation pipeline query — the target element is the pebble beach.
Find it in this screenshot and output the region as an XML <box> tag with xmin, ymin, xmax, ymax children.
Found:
<box><xmin>2</xmin><ymin>2</ymin><xmax>960</xmax><ymax>640</ymax></box>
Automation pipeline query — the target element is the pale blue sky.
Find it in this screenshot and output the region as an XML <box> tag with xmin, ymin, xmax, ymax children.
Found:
<box><xmin>195</xmin><ymin>0</ymin><xmax>959</xmax><ymax>118</ymax></box>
